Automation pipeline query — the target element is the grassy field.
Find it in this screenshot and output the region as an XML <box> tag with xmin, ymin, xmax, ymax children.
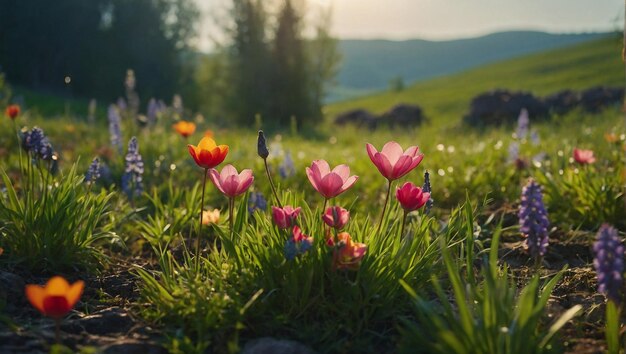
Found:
<box><xmin>1</xmin><ymin>36</ymin><xmax>625</xmax><ymax>353</ymax></box>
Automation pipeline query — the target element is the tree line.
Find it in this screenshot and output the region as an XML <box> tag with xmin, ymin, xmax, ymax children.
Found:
<box><xmin>0</xmin><ymin>0</ymin><xmax>340</xmax><ymax>130</ymax></box>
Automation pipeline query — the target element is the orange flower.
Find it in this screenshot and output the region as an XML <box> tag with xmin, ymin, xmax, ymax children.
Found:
<box><xmin>25</xmin><ymin>276</ymin><xmax>84</xmax><ymax>319</ymax></box>
<box><xmin>188</xmin><ymin>137</ymin><xmax>229</xmax><ymax>169</ymax></box>
<box><xmin>173</xmin><ymin>121</ymin><xmax>196</xmax><ymax>138</ymax></box>
<box><xmin>202</xmin><ymin>208</ymin><xmax>220</xmax><ymax>225</ymax></box>
<box><xmin>605</xmin><ymin>133</ymin><xmax>619</xmax><ymax>144</ymax></box>
<box><xmin>204</xmin><ymin>129</ymin><xmax>214</xmax><ymax>138</ymax></box>
<box><xmin>332</xmin><ymin>232</ymin><xmax>367</xmax><ymax>271</ymax></box>
<box><xmin>5</xmin><ymin>104</ymin><xmax>20</xmax><ymax>120</ymax></box>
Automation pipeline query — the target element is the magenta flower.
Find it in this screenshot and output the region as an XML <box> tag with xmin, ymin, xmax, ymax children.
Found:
<box><xmin>272</xmin><ymin>205</ymin><xmax>301</xmax><ymax>229</ymax></box>
<box><xmin>322</xmin><ymin>206</ymin><xmax>350</xmax><ymax>230</ymax></box>
<box><xmin>305</xmin><ymin>160</ymin><xmax>358</xmax><ymax>199</ymax></box>
<box><xmin>366</xmin><ymin>141</ymin><xmax>424</xmax><ymax>180</ymax></box>
<box><xmin>573</xmin><ymin>148</ymin><xmax>595</xmax><ymax>165</ymax></box>
<box><xmin>396</xmin><ymin>182</ymin><xmax>430</xmax><ymax>212</ymax></box>
<box><xmin>208</xmin><ymin>164</ymin><xmax>254</xmax><ymax>198</ymax></box>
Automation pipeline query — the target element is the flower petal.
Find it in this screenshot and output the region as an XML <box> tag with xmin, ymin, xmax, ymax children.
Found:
<box><xmin>25</xmin><ymin>285</ymin><xmax>46</xmax><ymax>313</ymax></box>
<box><xmin>197</xmin><ymin>137</ymin><xmax>217</xmax><ymax>150</ymax></box>
<box><xmin>46</xmin><ymin>276</ymin><xmax>70</xmax><ymax>296</ymax></box>
<box><xmin>381</xmin><ymin>141</ymin><xmax>403</xmax><ymax>165</ymax></box>
<box><xmin>209</xmin><ymin>168</ymin><xmax>226</xmax><ymax>195</ymax></box>
<box><xmin>66</xmin><ymin>281</ymin><xmax>84</xmax><ymax>309</ymax></box>
<box><xmin>331</xmin><ymin>164</ymin><xmax>351</xmax><ymax>181</ymax></box>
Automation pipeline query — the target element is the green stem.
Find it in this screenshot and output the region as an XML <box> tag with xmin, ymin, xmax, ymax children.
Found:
<box><xmin>322</xmin><ymin>198</ymin><xmax>328</xmax><ymax>237</ymax></box>
<box><xmin>13</xmin><ymin>120</ymin><xmax>24</xmax><ymax>176</ymax></box>
<box><xmin>264</xmin><ymin>158</ymin><xmax>282</xmax><ymax>208</ymax></box>
<box><xmin>195</xmin><ymin>168</ymin><xmax>208</xmax><ymax>270</ymax></box>
<box><xmin>229</xmin><ymin>197</ymin><xmax>235</xmax><ymax>236</ymax></box>
<box><xmin>55</xmin><ymin>317</ymin><xmax>61</xmax><ymax>344</ymax></box>
<box><xmin>376</xmin><ymin>180</ymin><xmax>393</xmax><ymax>236</ymax></box>
<box><xmin>400</xmin><ymin>209</ymin><xmax>408</xmax><ymax>240</ymax></box>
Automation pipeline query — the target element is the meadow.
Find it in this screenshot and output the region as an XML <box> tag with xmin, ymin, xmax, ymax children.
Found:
<box><xmin>0</xmin><ymin>35</ymin><xmax>625</xmax><ymax>353</ymax></box>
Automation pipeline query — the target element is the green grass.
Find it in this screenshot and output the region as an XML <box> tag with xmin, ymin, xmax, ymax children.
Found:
<box><xmin>325</xmin><ymin>36</ymin><xmax>624</xmax><ymax>128</ymax></box>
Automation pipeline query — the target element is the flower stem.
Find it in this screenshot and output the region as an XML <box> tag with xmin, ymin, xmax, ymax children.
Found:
<box><xmin>229</xmin><ymin>197</ymin><xmax>235</xmax><ymax>236</ymax></box>
<box><xmin>264</xmin><ymin>158</ymin><xmax>282</xmax><ymax>208</ymax></box>
<box><xmin>322</xmin><ymin>198</ymin><xmax>328</xmax><ymax>236</ymax></box>
<box><xmin>55</xmin><ymin>318</ymin><xmax>61</xmax><ymax>344</ymax></box>
<box><xmin>12</xmin><ymin>120</ymin><xmax>24</xmax><ymax>175</ymax></box>
<box><xmin>195</xmin><ymin>168</ymin><xmax>208</xmax><ymax>270</ymax></box>
<box><xmin>399</xmin><ymin>209</ymin><xmax>408</xmax><ymax>240</ymax></box>
<box><xmin>376</xmin><ymin>180</ymin><xmax>392</xmax><ymax>236</ymax></box>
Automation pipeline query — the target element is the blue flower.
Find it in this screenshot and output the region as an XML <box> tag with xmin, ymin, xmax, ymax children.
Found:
<box><xmin>518</xmin><ymin>179</ymin><xmax>549</xmax><ymax>259</ymax></box>
<box><xmin>248</xmin><ymin>191</ymin><xmax>267</xmax><ymax>214</ymax></box>
<box><xmin>279</xmin><ymin>151</ymin><xmax>295</xmax><ymax>179</ymax></box>
<box><xmin>108</xmin><ymin>104</ymin><xmax>122</xmax><ymax>152</ymax></box>
<box><xmin>121</xmin><ymin>137</ymin><xmax>144</xmax><ymax>198</ymax></box>
<box><xmin>594</xmin><ymin>224</ymin><xmax>624</xmax><ymax>303</ymax></box>
<box><xmin>85</xmin><ymin>157</ymin><xmax>101</xmax><ymax>185</ymax></box>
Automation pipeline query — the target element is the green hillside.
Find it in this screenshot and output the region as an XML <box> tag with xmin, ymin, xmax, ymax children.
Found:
<box><xmin>325</xmin><ymin>36</ymin><xmax>624</xmax><ymax>127</ymax></box>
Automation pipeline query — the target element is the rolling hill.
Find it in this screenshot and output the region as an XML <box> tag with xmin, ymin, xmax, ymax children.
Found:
<box><xmin>330</xmin><ymin>31</ymin><xmax>615</xmax><ymax>102</ymax></box>
<box><xmin>325</xmin><ymin>36</ymin><xmax>624</xmax><ymax>126</ymax></box>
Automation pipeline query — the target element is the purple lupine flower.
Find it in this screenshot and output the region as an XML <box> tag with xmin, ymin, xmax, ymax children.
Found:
<box><xmin>147</xmin><ymin>98</ymin><xmax>158</xmax><ymax>125</ymax></box>
<box><xmin>85</xmin><ymin>157</ymin><xmax>101</xmax><ymax>185</ymax></box>
<box><xmin>121</xmin><ymin>137</ymin><xmax>144</xmax><ymax>198</ymax></box>
<box><xmin>593</xmin><ymin>224</ymin><xmax>624</xmax><ymax>303</ymax></box>
<box><xmin>125</xmin><ymin>69</ymin><xmax>140</xmax><ymax>115</ymax></box>
<box><xmin>507</xmin><ymin>141</ymin><xmax>520</xmax><ymax>164</ymax></box>
<box><xmin>116</xmin><ymin>97</ymin><xmax>127</xmax><ymax>112</ymax></box>
<box><xmin>21</xmin><ymin>127</ymin><xmax>56</xmax><ymax>162</ymax></box>
<box><xmin>516</xmin><ymin>108</ymin><xmax>529</xmax><ymax>139</ymax></box>
<box><xmin>248</xmin><ymin>191</ymin><xmax>267</xmax><ymax>214</ymax></box>
<box><xmin>278</xmin><ymin>151</ymin><xmax>295</xmax><ymax>178</ymax></box>
<box><xmin>108</xmin><ymin>104</ymin><xmax>122</xmax><ymax>152</ymax></box>
<box><xmin>422</xmin><ymin>170</ymin><xmax>434</xmax><ymax>214</ymax></box>
<box><xmin>530</xmin><ymin>130</ymin><xmax>540</xmax><ymax>145</ymax></box>
<box><xmin>518</xmin><ymin>179</ymin><xmax>549</xmax><ymax>259</ymax></box>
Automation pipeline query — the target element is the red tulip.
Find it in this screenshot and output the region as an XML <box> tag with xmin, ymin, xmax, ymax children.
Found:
<box><xmin>25</xmin><ymin>276</ymin><xmax>84</xmax><ymax>319</ymax></box>
<box><xmin>322</xmin><ymin>206</ymin><xmax>350</xmax><ymax>230</ymax></box>
<box><xmin>305</xmin><ymin>160</ymin><xmax>358</xmax><ymax>199</ymax></box>
<box><xmin>209</xmin><ymin>164</ymin><xmax>254</xmax><ymax>198</ymax></box>
<box><xmin>366</xmin><ymin>141</ymin><xmax>424</xmax><ymax>180</ymax></box>
<box><xmin>573</xmin><ymin>148</ymin><xmax>595</xmax><ymax>164</ymax></box>
<box><xmin>5</xmin><ymin>104</ymin><xmax>20</xmax><ymax>120</ymax></box>
<box><xmin>188</xmin><ymin>137</ymin><xmax>229</xmax><ymax>169</ymax></box>
<box><xmin>396</xmin><ymin>182</ymin><xmax>430</xmax><ymax>212</ymax></box>
<box><xmin>272</xmin><ymin>205</ymin><xmax>301</xmax><ymax>229</ymax></box>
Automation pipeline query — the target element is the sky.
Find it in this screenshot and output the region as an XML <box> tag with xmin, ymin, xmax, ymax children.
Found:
<box><xmin>194</xmin><ymin>0</ymin><xmax>623</xmax><ymax>51</ymax></box>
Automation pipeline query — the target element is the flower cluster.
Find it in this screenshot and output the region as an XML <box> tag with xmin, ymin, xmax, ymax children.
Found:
<box><xmin>518</xmin><ymin>179</ymin><xmax>550</xmax><ymax>259</ymax></box>
<box><xmin>85</xmin><ymin>157</ymin><xmax>101</xmax><ymax>185</ymax></box>
<box><xmin>593</xmin><ymin>224</ymin><xmax>624</xmax><ymax>303</ymax></box>
<box><xmin>122</xmin><ymin>137</ymin><xmax>144</xmax><ymax>198</ymax></box>
<box><xmin>284</xmin><ymin>226</ymin><xmax>313</xmax><ymax>261</ymax></box>
<box><xmin>22</xmin><ymin>127</ymin><xmax>56</xmax><ymax>162</ymax></box>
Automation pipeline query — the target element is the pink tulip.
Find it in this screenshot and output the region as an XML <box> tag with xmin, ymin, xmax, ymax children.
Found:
<box><xmin>272</xmin><ymin>205</ymin><xmax>301</xmax><ymax>229</ymax></box>
<box><xmin>322</xmin><ymin>206</ymin><xmax>350</xmax><ymax>230</ymax></box>
<box><xmin>573</xmin><ymin>148</ymin><xmax>595</xmax><ymax>164</ymax></box>
<box><xmin>305</xmin><ymin>160</ymin><xmax>358</xmax><ymax>199</ymax></box>
<box><xmin>396</xmin><ymin>182</ymin><xmax>430</xmax><ymax>212</ymax></box>
<box><xmin>366</xmin><ymin>141</ymin><xmax>424</xmax><ymax>180</ymax></box>
<box><xmin>208</xmin><ymin>164</ymin><xmax>254</xmax><ymax>198</ymax></box>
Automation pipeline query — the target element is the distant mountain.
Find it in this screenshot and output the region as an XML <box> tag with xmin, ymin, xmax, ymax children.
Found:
<box><xmin>330</xmin><ymin>31</ymin><xmax>614</xmax><ymax>102</ymax></box>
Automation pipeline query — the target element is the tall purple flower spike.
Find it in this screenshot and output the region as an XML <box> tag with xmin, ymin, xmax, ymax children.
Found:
<box><xmin>593</xmin><ymin>224</ymin><xmax>624</xmax><ymax>303</ymax></box>
<box><xmin>518</xmin><ymin>178</ymin><xmax>549</xmax><ymax>259</ymax></box>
